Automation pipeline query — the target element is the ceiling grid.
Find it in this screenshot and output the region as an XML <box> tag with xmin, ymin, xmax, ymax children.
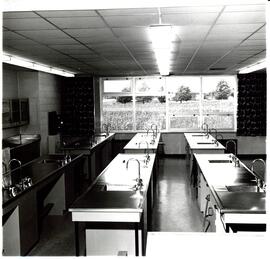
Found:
<box><xmin>2</xmin><ymin>3</ymin><xmax>266</xmax><ymax>75</ymax></box>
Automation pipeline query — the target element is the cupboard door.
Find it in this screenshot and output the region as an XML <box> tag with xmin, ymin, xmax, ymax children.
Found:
<box><xmin>11</xmin><ymin>99</ymin><xmax>20</xmax><ymax>123</ymax></box>
<box><xmin>19</xmin><ymin>190</ymin><xmax>39</xmax><ymax>255</ymax></box>
<box><xmin>2</xmin><ymin>99</ymin><xmax>12</xmax><ymax>125</ymax></box>
<box><xmin>20</xmin><ymin>99</ymin><xmax>29</xmax><ymax>123</ymax></box>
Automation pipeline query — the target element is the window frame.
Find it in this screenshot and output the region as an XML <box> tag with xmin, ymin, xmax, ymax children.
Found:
<box><xmin>100</xmin><ymin>75</ymin><xmax>237</xmax><ymax>133</ymax></box>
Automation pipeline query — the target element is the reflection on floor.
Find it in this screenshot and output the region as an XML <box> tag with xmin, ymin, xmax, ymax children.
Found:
<box><xmin>151</xmin><ymin>157</ymin><xmax>203</xmax><ymax>232</ymax></box>
<box><xmin>28</xmin><ymin>157</ymin><xmax>203</xmax><ymax>256</ymax></box>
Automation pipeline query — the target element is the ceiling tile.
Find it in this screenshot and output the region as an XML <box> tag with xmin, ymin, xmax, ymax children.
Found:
<box><xmin>60</xmin><ymin>49</ymin><xmax>95</xmax><ymax>55</ymax></box>
<box><xmin>162</xmin><ymin>13</ymin><xmax>219</xmax><ymax>26</ymax></box>
<box><xmin>206</xmin><ymin>32</ymin><xmax>252</xmax><ymax>41</ymax></box>
<box><xmin>175</xmin><ymin>25</ymin><xmax>210</xmax><ymax>41</ymax></box>
<box><xmin>217</xmin><ymin>12</ymin><xmax>265</xmax><ymax>24</ymax></box>
<box><xmin>98</xmin><ymin>8</ymin><xmax>157</xmax><ymax>16</ymax></box>
<box><xmin>3</xmin><ymin>31</ymin><xmax>26</xmax><ymax>40</ymax></box>
<box><xmin>211</xmin><ymin>23</ymin><xmax>265</xmax><ymax>34</ymax></box>
<box><xmin>113</xmin><ymin>27</ymin><xmax>150</xmax><ymax>42</ymax></box>
<box><xmin>65</xmin><ymin>28</ymin><xmax>115</xmax><ymax>39</ymax></box>
<box><xmin>3</xmin><ymin>18</ymin><xmax>56</xmax><ymax>30</ymax></box>
<box><xmin>240</xmin><ymin>39</ymin><xmax>266</xmax><ymax>46</ymax></box>
<box><xmin>37</xmin><ymin>10</ymin><xmax>98</xmax><ymax>17</ymax></box>
<box><xmin>37</xmin><ymin>38</ymin><xmax>79</xmax><ymax>44</ymax></box>
<box><xmin>247</xmin><ymin>33</ymin><xmax>266</xmax><ymax>40</ymax></box>
<box><xmin>18</xmin><ymin>30</ymin><xmax>70</xmax><ymax>40</ymax></box>
<box><xmin>49</xmin><ymin>44</ymin><xmax>90</xmax><ymax>50</ymax></box>
<box><xmin>48</xmin><ymin>17</ymin><xmax>106</xmax><ymax>29</ymax></box>
<box><xmin>3</xmin><ymin>12</ymin><xmax>38</xmax><ymax>19</ymax></box>
<box><xmin>104</xmin><ymin>14</ymin><xmax>159</xmax><ymax>27</ymax></box>
<box><xmin>161</xmin><ymin>6</ymin><xmax>223</xmax><ymax>14</ymax></box>
<box><xmin>224</xmin><ymin>4</ymin><xmax>265</xmax><ymax>12</ymax></box>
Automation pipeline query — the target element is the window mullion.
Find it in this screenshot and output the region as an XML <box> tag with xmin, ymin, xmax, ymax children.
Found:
<box><xmin>199</xmin><ymin>76</ymin><xmax>203</xmax><ymax>129</ymax></box>
<box><xmin>132</xmin><ymin>78</ymin><xmax>136</xmax><ymax>131</ymax></box>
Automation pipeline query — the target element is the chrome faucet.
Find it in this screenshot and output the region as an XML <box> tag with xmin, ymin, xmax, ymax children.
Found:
<box><xmin>225</xmin><ymin>140</ymin><xmax>237</xmax><ymax>156</ymax></box>
<box><xmin>126</xmin><ymin>158</ymin><xmax>143</xmax><ymax>190</ymax></box>
<box><xmin>138</xmin><ymin>141</ymin><xmax>150</xmax><ymax>163</ymax></box>
<box><xmin>151</xmin><ymin>124</ymin><xmax>158</xmax><ymax>138</ymax></box>
<box><xmin>251</xmin><ymin>159</ymin><xmax>266</xmax><ymax>192</ymax></box>
<box><xmin>8</xmin><ymin>158</ymin><xmax>22</xmax><ymax>170</ymax></box>
<box><xmin>103</xmin><ymin>123</ymin><xmax>111</xmax><ymax>137</ymax></box>
<box><xmin>202</xmin><ymin>123</ymin><xmax>209</xmax><ymax>138</ymax></box>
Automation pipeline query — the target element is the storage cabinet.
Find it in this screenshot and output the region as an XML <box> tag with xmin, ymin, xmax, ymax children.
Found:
<box><xmin>2</xmin><ymin>98</ymin><xmax>29</xmax><ymax>129</ymax></box>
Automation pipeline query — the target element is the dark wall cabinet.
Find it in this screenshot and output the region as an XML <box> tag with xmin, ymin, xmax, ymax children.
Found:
<box><xmin>2</xmin><ymin>98</ymin><xmax>29</xmax><ymax>129</ymax></box>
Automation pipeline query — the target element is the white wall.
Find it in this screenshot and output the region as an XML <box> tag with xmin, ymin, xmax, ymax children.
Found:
<box><xmin>2</xmin><ymin>68</ymin><xmax>20</xmax><ymax>138</ymax></box>
<box><xmin>2</xmin><ymin>67</ymin><xmax>62</xmax><ymax>155</ymax></box>
<box><xmin>38</xmin><ymin>72</ymin><xmax>61</xmax><ymax>155</ymax></box>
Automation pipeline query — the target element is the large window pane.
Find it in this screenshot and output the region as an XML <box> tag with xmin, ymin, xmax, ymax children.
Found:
<box><xmin>135</xmin><ymin>77</ymin><xmax>165</xmax><ymax>94</ymax></box>
<box><xmin>167</xmin><ymin>77</ymin><xmax>201</xmax><ymax>129</ymax></box>
<box><xmin>102</xmin><ymin>95</ymin><xmax>133</xmax><ymax>131</ymax></box>
<box><xmin>135</xmin><ymin>95</ymin><xmax>166</xmax><ymax>130</ymax></box>
<box><xmin>202</xmin><ymin>76</ymin><xmax>236</xmax><ymax>129</ymax></box>
<box><xmin>104</xmin><ymin>79</ymin><xmax>132</xmax><ymax>93</ymax></box>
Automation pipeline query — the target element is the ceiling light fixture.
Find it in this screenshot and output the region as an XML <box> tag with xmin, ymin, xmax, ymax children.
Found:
<box><xmin>148</xmin><ymin>8</ymin><xmax>175</xmax><ymax>76</ymax></box>
<box><xmin>238</xmin><ymin>59</ymin><xmax>266</xmax><ymax>74</ymax></box>
<box><xmin>2</xmin><ymin>53</ymin><xmax>75</xmax><ymax>77</ymax></box>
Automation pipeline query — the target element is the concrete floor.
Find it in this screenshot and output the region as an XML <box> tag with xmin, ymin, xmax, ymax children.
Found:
<box><xmin>29</xmin><ymin>157</ymin><xmax>203</xmax><ymax>256</ymax></box>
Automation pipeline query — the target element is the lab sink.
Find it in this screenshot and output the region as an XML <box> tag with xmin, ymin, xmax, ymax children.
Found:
<box><xmin>192</xmin><ymin>134</ymin><xmax>205</xmax><ymax>137</ymax></box>
<box><xmin>105</xmin><ymin>184</ymin><xmax>135</xmax><ymax>191</ymax></box>
<box><xmin>39</xmin><ymin>159</ymin><xmax>60</xmax><ymax>164</ymax></box>
<box><xmin>209</xmin><ymin>160</ymin><xmax>232</xmax><ymax>163</ymax></box>
<box><xmin>226</xmin><ymin>185</ymin><xmax>258</xmax><ymax>192</ymax></box>
<box><xmin>197</xmin><ymin>142</ymin><xmax>215</xmax><ymax>145</ymax></box>
<box><xmin>93</xmin><ymin>184</ymin><xmax>135</xmax><ymax>192</ymax></box>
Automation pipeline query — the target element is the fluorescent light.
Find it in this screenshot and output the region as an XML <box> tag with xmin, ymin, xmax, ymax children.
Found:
<box><xmin>149</xmin><ymin>25</ymin><xmax>175</xmax><ymax>76</ymax></box>
<box><xmin>2</xmin><ymin>53</ymin><xmax>75</xmax><ymax>77</ymax></box>
<box><xmin>238</xmin><ymin>59</ymin><xmax>266</xmax><ymax>74</ymax></box>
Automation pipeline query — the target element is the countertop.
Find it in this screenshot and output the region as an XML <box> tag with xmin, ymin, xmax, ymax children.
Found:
<box><xmin>194</xmin><ymin>153</ymin><xmax>266</xmax><ymax>214</ymax></box>
<box><xmin>124</xmin><ymin>133</ymin><xmax>161</xmax><ymax>150</ymax></box>
<box><xmin>184</xmin><ymin>133</ymin><xmax>225</xmax><ymax>150</ymax></box>
<box><xmin>61</xmin><ymin>133</ymin><xmax>114</xmax><ymax>151</ymax></box>
<box><xmin>2</xmin><ymin>153</ymin><xmax>84</xmax><ymax>207</ymax></box>
<box><xmin>69</xmin><ymin>153</ymin><xmax>156</xmax><ymax>213</ymax></box>
<box><xmin>2</xmin><ymin>134</ymin><xmax>41</xmax><ymax>149</ymax></box>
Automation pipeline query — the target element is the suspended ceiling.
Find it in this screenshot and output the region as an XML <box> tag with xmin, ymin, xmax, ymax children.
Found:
<box><xmin>2</xmin><ymin>3</ymin><xmax>267</xmax><ymax>76</ymax></box>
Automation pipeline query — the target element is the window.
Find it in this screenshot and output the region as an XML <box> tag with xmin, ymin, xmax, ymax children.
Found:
<box><xmin>167</xmin><ymin>77</ymin><xmax>201</xmax><ymax>130</ymax></box>
<box><xmin>102</xmin><ymin>79</ymin><xmax>133</xmax><ymax>131</ymax></box>
<box><xmin>201</xmin><ymin>76</ymin><xmax>236</xmax><ymax>130</ymax></box>
<box><xmin>101</xmin><ymin>76</ymin><xmax>237</xmax><ymax>132</ymax></box>
<box><xmin>135</xmin><ymin>78</ymin><xmax>166</xmax><ymax>130</ymax></box>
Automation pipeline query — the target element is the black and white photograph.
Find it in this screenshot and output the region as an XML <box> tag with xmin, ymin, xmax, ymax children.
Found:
<box><xmin>1</xmin><ymin>0</ymin><xmax>269</xmax><ymax>257</ymax></box>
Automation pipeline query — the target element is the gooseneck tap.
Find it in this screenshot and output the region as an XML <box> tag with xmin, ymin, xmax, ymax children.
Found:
<box><xmin>126</xmin><ymin>158</ymin><xmax>143</xmax><ymax>190</ymax></box>
<box><xmin>202</xmin><ymin>123</ymin><xmax>209</xmax><ymax>138</ymax></box>
<box><xmin>103</xmin><ymin>123</ymin><xmax>111</xmax><ymax>137</ymax></box>
<box><xmin>8</xmin><ymin>158</ymin><xmax>22</xmax><ymax>170</ymax></box>
<box><xmin>251</xmin><ymin>159</ymin><xmax>266</xmax><ymax>192</ymax></box>
<box><xmin>138</xmin><ymin>141</ymin><xmax>150</xmax><ymax>163</ymax></box>
<box><xmin>151</xmin><ymin>124</ymin><xmax>158</xmax><ymax>138</ymax></box>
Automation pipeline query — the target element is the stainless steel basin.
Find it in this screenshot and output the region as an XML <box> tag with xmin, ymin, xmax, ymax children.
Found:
<box><xmin>105</xmin><ymin>184</ymin><xmax>135</xmax><ymax>191</ymax></box>
<box><xmin>209</xmin><ymin>160</ymin><xmax>231</xmax><ymax>163</ymax></box>
<box><xmin>226</xmin><ymin>185</ymin><xmax>258</xmax><ymax>192</ymax></box>
<box><xmin>192</xmin><ymin>134</ymin><xmax>205</xmax><ymax>137</ymax></box>
<box><xmin>93</xmin><ymin>184</ymin><xmax>135</xmax><ymax>192</ymax></box>
<box><xmin>39</xmin><ymin>159</ymin><xmax>60</xmax><ymax>164</ymax></box>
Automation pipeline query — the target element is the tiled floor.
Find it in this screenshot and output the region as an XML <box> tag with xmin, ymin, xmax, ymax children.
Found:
<box><xmin>29</xmin><ymin>157</ymin><xmax>203</xmax><ymax>256</ymax></box>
